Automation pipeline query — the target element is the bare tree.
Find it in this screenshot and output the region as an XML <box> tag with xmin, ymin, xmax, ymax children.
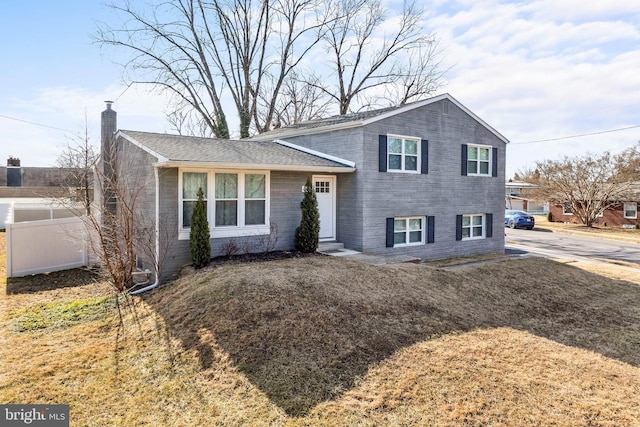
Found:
<box><xmin>97</xmin><ymin>0</ymin><xmax>326</xmax><ymax>137</ymax></box>
<box><xmin>55</xmin><ymin>116</ymin><xmax>99</xmax><ymax>215</ymax></box>
<box><xmin>308</xmin><ymin>0</ymin><xmax>443</xmax><ymax>114</ymax></box>
<box><xmin>262</xmin><ymin>72</ymin><xmax>333</xmax><ymax>128</ymax></box>
<box><xmin>521</xmin><ymin>146</ymin><xmax>640</xmax><ymax>227</ymax></box>
<box><xmin>96</xmin><ymin>0</ymin><xmax>446</xmax><ymax>136</ymax></box>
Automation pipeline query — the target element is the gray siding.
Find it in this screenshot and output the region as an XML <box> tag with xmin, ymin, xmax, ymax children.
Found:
<box><xmin>133</xmin><ymin>97</ymin><xmax>506</xmax><ymax>282</ymax></box>
<box><xmin>273</xmin><ymin>128</ymin><xmax>365</xmax><ymax>251</ymax></box>
<box><xmin>273</xmin><ymin>99</ymin><xmax>506</xmax><ymax>260</ymax></box>
<box><xmin>156</xmin><ymin>169</ymin><xmax>313</xmax><ymax>282</ymax></box>
<box><xmin>114</xmin><ymin>136</ymin><xmax>159</xmax><ymax>276</ymax></box>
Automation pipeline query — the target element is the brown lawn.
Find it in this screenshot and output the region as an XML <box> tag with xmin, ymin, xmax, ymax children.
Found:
<box><xmin>1</xmin><ymin>231</ymin><xmax>640</xmax><ymax>426</ymax></box>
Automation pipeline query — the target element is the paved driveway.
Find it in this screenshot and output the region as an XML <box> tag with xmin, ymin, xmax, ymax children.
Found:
<box><xmin>505</xmin><ymin>228</ymin><xmax>640</xmax><ymax>265</ymax></box>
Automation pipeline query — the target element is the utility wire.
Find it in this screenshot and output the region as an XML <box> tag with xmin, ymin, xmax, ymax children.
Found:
<box><xmin>0</xmin><ymin>113</ymin><xmax>75</xmax><ymax>133</ymax></box>
<box><xmin>512</xmin><ymin>124</ymin><xmax>640</xmax><ymax>144</ymax></box>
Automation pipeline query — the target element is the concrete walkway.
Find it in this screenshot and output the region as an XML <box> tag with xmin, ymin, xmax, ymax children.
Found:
<box><xmin>317</xmin><ymin>243</ymin><xmax>421</xmax><ymax>265</ymax></box>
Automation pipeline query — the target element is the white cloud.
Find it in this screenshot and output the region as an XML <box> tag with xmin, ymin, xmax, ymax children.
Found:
<box><xmin>426</xmin><ymin>0</ymin><xmax>640</xmax><ymax>177</ymax></box>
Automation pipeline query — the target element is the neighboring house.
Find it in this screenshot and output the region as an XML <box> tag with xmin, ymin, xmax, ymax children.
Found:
<box><xmin>100</xmin><ymin>93</ymin><xmax>508</xmax><ymax>284</ymax></box>
<box><xmin>0</xmin><ymin>158</ymin><xmax>88</xmax><ymax>229</ymax></box>
<box><xmin>504</xmin><ymin>180</ymin><xmax>546</xmax><ymax>212</ymax></box>
<box><xmin>549</xmin><ymin>189</ymin><xmax>640</xmax><ymax>228</ymax></box>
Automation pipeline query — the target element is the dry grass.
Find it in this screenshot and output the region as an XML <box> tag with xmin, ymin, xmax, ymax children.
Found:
<box><xmin>2</xmin><ymin>231</ymin><xmax>640</xmax><ymax>425</ymax></box>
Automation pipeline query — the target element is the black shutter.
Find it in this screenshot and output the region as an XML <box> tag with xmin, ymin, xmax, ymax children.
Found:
<box><xmin>456</xmin><ymin>215</ymin><xmax>463</xmax><ymax>241</ymax></box>
<box><xmin>386</xmin><ymin>217</ymin><xmax>394</xmax><ymax>247</ymax></box>
<box><xmin>492</xmin><ymin>147</ymin><xmax>498</xmax><ymax>177</ymax></box>
<box><xmin>427</xmin><ymin>216</ymin><xmax>435</xmax><ymax>243</ymax></box>
<box><xmin>421</xmin><ymin>139</ymin><xmax>429</xmax><ymax>174</ymax></box>
<box><xmin>379</xmin><ymin>135</ymin><xmax>388</xmax><ymax>172</ymax></box>
<box><xmin>486</xmin><ymin>213</ymin><xmax>493</xmax><ymax>238</ymax></box>
<box><xmin>461</xmin><ymin>144</ymin><xmax>468</xmax><ymax>176</ymax></box>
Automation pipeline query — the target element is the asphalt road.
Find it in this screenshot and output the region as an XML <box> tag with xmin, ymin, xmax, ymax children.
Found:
<box><xmin>505</xmin><ymin>227</ymin><xmax>640</xmax><ymax>265</ymax></box>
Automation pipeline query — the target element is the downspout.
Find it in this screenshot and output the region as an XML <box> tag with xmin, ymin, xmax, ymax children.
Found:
<box><xmin>130</xmin><ymin>166</ymin><xmax>160</xmax><ymax>295</ymax></box>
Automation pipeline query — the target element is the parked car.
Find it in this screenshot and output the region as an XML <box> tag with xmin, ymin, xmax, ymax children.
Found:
<box><xmin>505</xmin><ymin>210</ymin><xmax>535</xmax><ymax>230</ymax></box>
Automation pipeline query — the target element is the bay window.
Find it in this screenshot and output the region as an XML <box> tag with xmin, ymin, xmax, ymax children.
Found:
<box><xmin>180</xmin><ymin>170</ymin><xmax>269</xmax><ymax>239</ymax></box>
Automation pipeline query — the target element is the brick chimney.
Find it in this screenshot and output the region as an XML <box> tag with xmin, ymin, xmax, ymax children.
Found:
<box><xmin>6</xmin><ymin>157</ymin><xmax>22</xmax><ymax>187</ymax></box>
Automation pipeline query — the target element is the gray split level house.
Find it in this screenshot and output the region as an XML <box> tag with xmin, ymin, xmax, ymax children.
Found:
<box><xmin>100</xmin><ymin>93</ymin><xmax>508</xmax><ymax>285</ymax></box>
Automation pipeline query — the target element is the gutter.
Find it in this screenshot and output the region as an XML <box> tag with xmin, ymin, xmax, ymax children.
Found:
<box><xmin>129</xmin><ymin>166</ymin><xmax>161</xmax><ymax>295</ymax></box>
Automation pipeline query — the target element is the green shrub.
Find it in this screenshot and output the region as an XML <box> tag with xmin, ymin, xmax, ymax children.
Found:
<box><xmin>547</xmin><ymin>211</ymin><xmax>553</xmax><ymax>222</ymax></box>
<box><xmin>190</xmin><ymin>187</ymin><xmax>211</xmax><ymax>268</ymax></box>
<box><xmin>295</xmin><ymin>177</ymin><xmax>320</xmax><ymax>253</ymax></box>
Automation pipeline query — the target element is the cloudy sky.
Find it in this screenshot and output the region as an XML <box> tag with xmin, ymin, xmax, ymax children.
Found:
<box><xmin>1</xmin><ymin>0</ymin><xmax>639</xmax><ymax>178</ymax></box>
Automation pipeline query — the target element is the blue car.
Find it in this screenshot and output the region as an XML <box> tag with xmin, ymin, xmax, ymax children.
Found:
<box><xmin>505</xmin><ymin>210</ymin><xmax>535</xmax><ymax>230</ymax></box>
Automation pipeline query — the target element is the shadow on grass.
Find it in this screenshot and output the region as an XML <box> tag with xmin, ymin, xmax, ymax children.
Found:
<box><xmin>6</xmin><ymin>267</ymin><xmax>101</xmax><ymax>294</ymax></box>
<box><xmin>144</xmin><ymin>256</ymin><xmax>640</xmax><ymax>416</ymax></box>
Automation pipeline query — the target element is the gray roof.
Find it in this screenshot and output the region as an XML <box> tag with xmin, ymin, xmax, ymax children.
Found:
<box><xmin>253</xmin><ymin>93</ymin><xmax>509</xmax><ymax>143</ymax></box>
<box><xmin>119</xmin><ymin>130</ymin><xmax>355</xmax><ymax>172</ymax></box>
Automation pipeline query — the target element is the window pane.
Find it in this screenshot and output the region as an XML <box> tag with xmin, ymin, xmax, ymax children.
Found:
<box><xmin>388</xmin><ymin>138</ymin><xmax>402</xmax><ymax>154</ymax></box>
<box><xmin>394</xmin><ymin>232</ymin><xmax>406</xmax><ymax>245</ymax></box>
<box><xmin>215</xmin><ymin>173</ymin><xmax>238</xmax><ymax>199</ymax></box>
<box><xmin>462</xmin><ymin>228</ymin><xmax>470</xmax><ymax>238</ymax></box>
<box><xmin>472</xmin><ymin>226</ymin><xmax>483</xmax><ymax>237</ymax></box>
<box><xmin>215</xmin><ymin>201</ymin><xmax>237</xmax><ymax>226</ymax></box>
<box><xmin>245</xmin><ymin>200</ymin><xmax>266</xmax><ymax>225</ymax></box>
<box><xmin>480</xmin><ymin>161</ymin><xmax>489</xmax><ymax>175</ymax></box>
<box><xmin>389</xmin><ymin>154</ymin><xmax>402</xmax><ymax>170</ymax></box>
<box><xmin>183</xmin><ymin>172</ymin><xmax>207</xmax><ymax>199</ymax></box>
<box><xmin>183</xmin><ymin>201</ymin><xmax>197</xmax><ymax>227</ymax></box>
<box><xmin>468</xmin><ymin>146</ymin><xmax>478</xmax><ymax>160</ymax></box>
<box><xmin>473</xmin><ymin>215</ymin><xmax>483</xmax><ymax>225</ymax></box>
<box><xmin>394</xmin><ymin>219</ymin><xmax>407</xmax><ymax>232</ymax></box>
<box><xmin>467</xmin><ymin>161</ymin><xmax>478</xmax><ymax>174</ymax></box>
<box><xmin>463</xmin><ymin>216</ymin><xmax>471</xmax><ymax>226</ymax></box>
<box><xmin>409</xmin><ymin>230</ymin><xmax>422</xmax><ymax>243</ymax></box>
<box><xmin>405</xmin><ymin>155</ymin><xmax>417</xmax><ymax>171</ymax></box>
<box><xmin>405</xmin><ymin>140</ymin><xmax>418</xmax><ymax>155</ymax></box>
<box><xmin>245</xmin><ymin>174</ymin><xmax>265</xmax><ymax>199</ymax></box>
<box><xmin>409</xmin><ymin>218</ymin><xmax>422</xmax><ymax>230</ymax></box>
<box><xmin>479</xmin><ymin>148</ymin><xmax>490</xmax><ymax>160</ymax></box>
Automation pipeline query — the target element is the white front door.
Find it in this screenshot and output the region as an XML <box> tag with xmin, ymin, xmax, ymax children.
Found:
<box><xmin>313</xmin><ymin>175</ymin><xmax>336</xmax><ymax>240</ymax></box>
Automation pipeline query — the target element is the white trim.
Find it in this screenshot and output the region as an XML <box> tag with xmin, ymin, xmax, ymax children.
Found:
<box><xmin>313</xmin><ymin>175</ymin><xmax>337</xmax><ymax>241</ymax></box>
<box><xmin>156</xmin><ymin>160</ymin><xmax>354</xmax><ymax>173</ymax></box>
<box><xmin>392</xmin><ymin>216</ymin><xmax>426</xmax><ymax>247</ymax></box>
<box><xmin>117</xmin><ymin>131</ymin><xmax>168</xmax><ymax>162</ymax></box>
<box><xmin>258</xmin><ymin>94</ymin><xmax>509</xmax><ymax>144</ymax></box>
<box><xmin>386</xmin><ymin>134</ymin><xmax>421</xmax><ymax>174</ymax></box>
<box><xmin>461</xmin><ymin>213</ymin><xmax>486</xmax><ymax>240</ymax></box>
<box><xmin>624</xmin><ymin>202</ymin><xmax>638</xmax><ymax>219</ymax></box>
<box><xmin>466</xmin><ymin>143</ymin><xmax>493</xmax><ymax>177</ymax></box>
<box><xmin>274</xmin><ymin>139</ymin><xmax>356</xmax><ymax>168</ymax></box>
<box><xmin>178</xmin><ymin>168</ymin><xmax>271</xmax><ymax>240</ymax></box>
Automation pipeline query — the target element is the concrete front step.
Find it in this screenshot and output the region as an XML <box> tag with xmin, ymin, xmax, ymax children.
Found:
<box><xmin>317</xmin><ymin>241</ymin><xmax>345</xmax><ymax>252</ymax></box>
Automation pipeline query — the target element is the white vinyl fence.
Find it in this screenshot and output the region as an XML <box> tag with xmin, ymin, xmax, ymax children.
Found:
<box><xmin>6</xmin><ymin>216</ymin><xmax>89</xmax><ymax>277</ymax></box>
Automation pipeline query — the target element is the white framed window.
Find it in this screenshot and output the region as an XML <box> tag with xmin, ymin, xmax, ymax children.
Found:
<box><xmin>393</xmin><ymin>216</ymin><xmax>425</xmax><ymax>246</ymax></box>
<box><xmin>467</xmin><ymin>144</ymin><xmax>491</xmax><ymax>176</ymax></box>
<box><xmin>562</xmin><ymin>203</ymin><xmax>573</xmax><ymax>215</ymax></box>
<box><xmin>179</xmin><ymin>169</ymin><xmax>270</xmax><ymax>239</ymax></box>
<box><xmin>462</xmin><ymin>214</ymin><xmax>485</xmax><ymax>240</ymax></box>
<box><xmin>624</xmin><ymin>202</ymin><xmax>637</xmax><ymax>219</ymax></box>
<box><xmin>388</xmin><ymin>135</ymin><xmax>420</xmax><ymax>173</ymax></box>
<box><xmin>182</xmin><ymin>172</ymin><xmax>207</xmax><ymax>228</ymax></box>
